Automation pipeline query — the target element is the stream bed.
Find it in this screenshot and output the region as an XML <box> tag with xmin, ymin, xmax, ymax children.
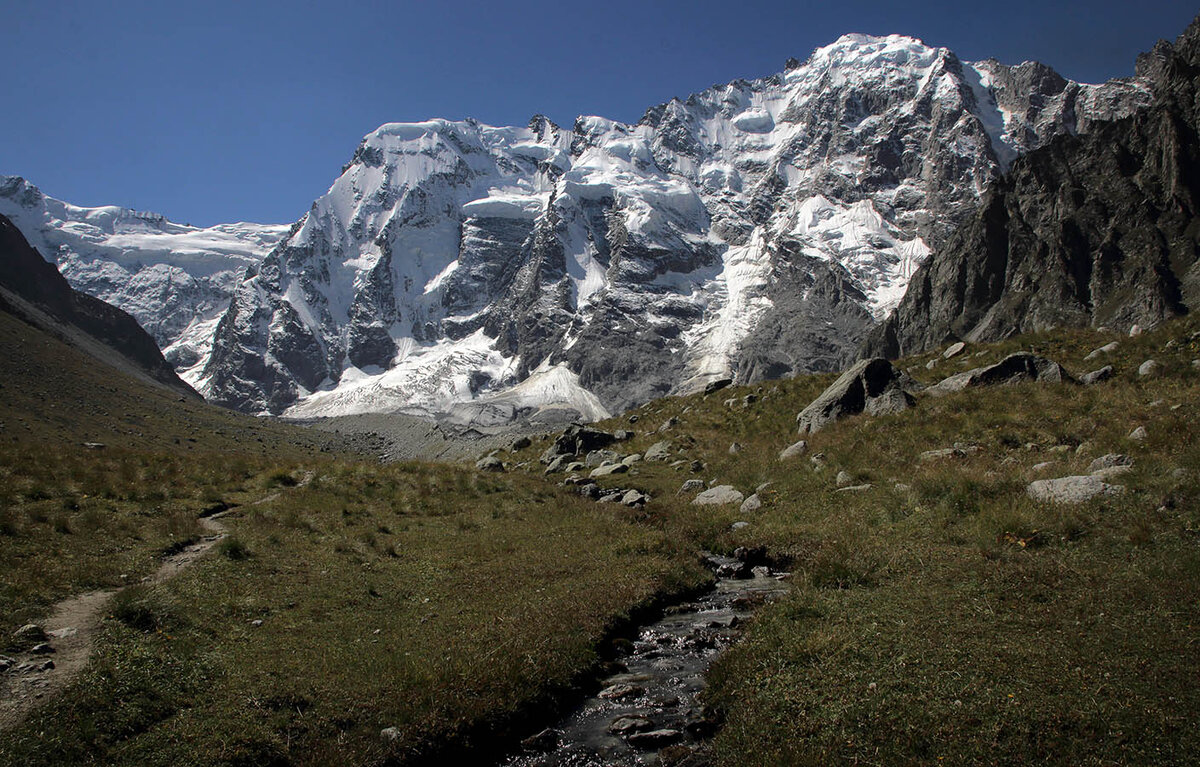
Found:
<box><xmin>501</xmin><ymin>553</ymin><xmax>789</xmax><ymax>766</ymax></box>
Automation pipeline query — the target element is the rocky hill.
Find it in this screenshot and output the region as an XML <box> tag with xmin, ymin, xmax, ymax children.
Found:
<box><xmin>866</xmin><ymin>15</ymin><xmax>1200</xmax><ymax>358</ymax></box>
<box><xmin>200</xmin><ymin>35</ymin><xmax>1148</xmax><ymax>421</ymax></box>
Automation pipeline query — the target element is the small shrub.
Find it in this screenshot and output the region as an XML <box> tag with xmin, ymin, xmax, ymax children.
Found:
<box><xmin>111</xmin><ymin>585</ymin><xmax>179</xmax><ymax>632</ymax></box>
<box><xmin>266</xmin><ymin>470</ymin><xmax>299</xmax><ymax>488</ymax></box>
<box><xmin>218</xmin><ymin>536</ymin><xmax>251</xmax><ymax>560</ymax></box>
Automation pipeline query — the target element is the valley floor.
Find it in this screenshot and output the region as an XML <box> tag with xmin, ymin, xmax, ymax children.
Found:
<box><xmin>2</xmin><ymin>313</ymin><xmax>1200</xmax><ymax>765</ymax></box>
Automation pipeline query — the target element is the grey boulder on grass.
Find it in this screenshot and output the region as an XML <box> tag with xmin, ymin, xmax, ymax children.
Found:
<box><xmin>795</xmin><ymin>358</ymin><xmax>915</xmax><ymax>435</ymax></box>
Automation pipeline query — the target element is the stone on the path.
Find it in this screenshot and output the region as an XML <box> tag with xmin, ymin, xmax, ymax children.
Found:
<box><xmin>591</xmin><ymin>462</ymin><xmax>629</xmax><ymax>478</ymax></box>
<box><xmin>928</xmin><ymin>352</ymin><xmax>1074</xmax><ymax>397</ymax></box>
<box><xmin>1080</xmin><ymin>366</ymin><xmax>1114</xmax><ymax>385</ymax></box>
<box><xmin>1138</xmin><ymin>360</ymin><xmax>1162</xmax><ymax>377</ymax></box>
<box><xmin>12</xmin><ymin>624</ymin><xmax>46</xmax><ymax>644</ymax></box>
<box><xmin>29</xmin><ymin>643</ymin><xmax>55</xmax><ymax>655</ymax></box>
<box><xmin>644</xmin><ymin>441</ymin><xmax>672</xmax><ymax>461</ymax></box>
<box><xmin>677</xmin><ymin>479</ymin><xmax>705</xmax><ymax>495</ymax></box>
<box><xmin>1027</xmin><ymin>476</ymin><xmax>1125</xmax><ymax>504</ymax></box>
<box><xmin>796</xmin><ymin>358</ymin><xmax>915</xmax><ymax>434</ymax></box>
<box><xmin>1084</xmin><ymin>341</ymin><xmax>1120</xmax><ymax>361</ymax></box>
<box><xmin>475</xmin><ymin>455</ymin><xmax>504</xmax><ymax>472</ymax></box>
<box><xmin>1087</xmin><ymin>454</ymin><xmax>1133</xmax><ymax>474</ymax></box>
<box><xmin>1128</xmin><ymin>426</ymin><xmax>1148</xmax><ymax>441</ymax></box>
<box><xmin>778</xmin><ymin>439</ymin><xmax>808</xmax><ymax>460</ymax></box>
<box><xmin>692</xmin><ymin>485</ymin><xmax>745</xmax><ymax>506</ymax></box>
<box><xmin>740</xmin><ymin>494</ymin><xmax>762</xmax><ymax>513</ymax></box>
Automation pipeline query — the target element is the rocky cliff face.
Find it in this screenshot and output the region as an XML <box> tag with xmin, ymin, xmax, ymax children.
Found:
<box><xmin>197</xmin><ymin>34</ymin><xmax>1150</xmax><ymax>419</ymax></box>
<box><xmin>866</xmin><ymin>17</ymin><xmax>1200</xmax><ymax>358</ymax></box>
<box><xmin>0</xmin><ymin>213</ymin><xmax>197</xmax><ymax>397</ymax></box>
<box><xmin>0</xmin><ymin>176</ymin><xmax>288</xmax><ymax>386</ymax></box>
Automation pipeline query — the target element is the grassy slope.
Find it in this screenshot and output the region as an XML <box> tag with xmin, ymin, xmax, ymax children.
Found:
<box><xmin>0</xmin><ymin>310</ymin><xmax>707</xmax><ymax>765</ymax></box>
<box><xmin>503</xmin><ymin>319</ymin><xmax>1200</xmax><ymax>765</ymax></box>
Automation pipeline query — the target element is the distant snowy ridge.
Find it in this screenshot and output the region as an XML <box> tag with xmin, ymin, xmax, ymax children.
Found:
<box><xmin>201</xmin><ymin>33</ymin><xmax>1150</xmax><ymax>423</ymax></box>
<box><xmin>0</xmin><ymin>176</ymin><xmax>288</xmax><ymax>385</ymax></box>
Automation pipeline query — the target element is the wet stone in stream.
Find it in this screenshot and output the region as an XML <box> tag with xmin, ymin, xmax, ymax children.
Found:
<box><xmin>503</xmin><ymin>555</ymin><xmax>788</xmax><ymax>766</ymax></box>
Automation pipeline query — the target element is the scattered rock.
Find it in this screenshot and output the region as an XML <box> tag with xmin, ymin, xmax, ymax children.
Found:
<box><xmin>621</xmin><ymin>490</ymin><xmax>649</xmax><ymax>507</ymax></box>
<box><xmin>1031</xmin><ymin>461</ymin><xmax>1056</xmax><ymax>473</ymax></box>
<box><xmin>12</xmin><ymin>624</ymin><xmax>47</xmax><ymax>644</ymax></box>
<box><xmin>1087</xmin><ymin>454</ymin><xmax>1133</xmax><ymax>474</ymax></box>
<box><xmin>521</xmin><ymin>728</ymin><xmax>561</xmax><ymax>752</ymax></box>
<box><xmin>796</xmin><ymin>358</ymin><xmax>915</xmax><ymax>435</ymax></box>
<box><xmin>778</xmin><ymin>439</ymin><xmax>808</xmax><ymax>460</ymax></box>
<box><xmin>689</xmin><ymin>460</ymin><xmax>704</xmax><ymax>473</ymax></box>
<box><xmin>609</xmin><ymin>715</ymin><xmax>655</xmax><ymax>735</ymax></box>
<box><xmin>540</xmin><ymin>425</ymin><xmax>617</xmax><ymax>464</ymax></box>
<box><xmin>1128</xmin><ymin>426</ymin><xmax>1148</xmax><ymax>441</ymax></box>
<box><xmin>756</xmin><ymin>481</ymin><xmax>774</xmax><ymax>494</ymax></box>
<box><xmin>704</xmin><ymin>378</ymin><xmax>733</xmax><ymax>395</ymax></box>
<box><xmin>731</xmin><ymin>521</ymin><xmax>750</xmax><ymax>530</ymax></box>
<box><xmin>692</xmin><ymin>485</ymin><xmax>745</xmax><ymax>506</ymax></box>
<box><xmin>599</xmin><ymin>683</ymin><xmax>644</xmax><ymax>700</ymax></box>
<box><xmin>943</xmin><ymin>341</ymin><xmax>966</xmax><ymax>359</ymax></box>
<box><xmin>658</xmin><ymin>417</ymin><xmax>679</xmax><ymax>433</ymax></box>
<box><xmin>835</xmin><ymin>471</ymin><xmax>854</xmax><ymax>487</ymax></box>
<box><xmin>925</xmin><ymin>359</ymin><xmax>938</xmax><ymax>370</ymax></box>
<box><xmin>1081</xmin><ymin>366</ymin><xmax>1114</xmax><ymax>385</ymax></box>
<box><xmin>1138</xmin><ymin>360</ymin><xmax>1162</xmax><ymax>377</ymax></box>
<box><xmin>628</xmin><ymin>729</ymin><xmax>683</xmax><ymax>749</ymax></box>
<box><xmin>928</xmin><ymin>352</ymin><xmax>1074</xmax><ymax>397</ymax></box>
<box><xmin>613</xmin><ymin>429</ymin><xmax>635</xmax><ymax>441</ymax></box>
<box><xmin>381</xmin><ymin>727</ymin><xmax>402</xmax><ymax>743</ymax></box>
<box><xmin>1084</xmin><ymin>341</ymin><xmax>1120</xmax><ymax>361</ymax></box>
<box><xmin>919</xmin><ymin>445</ymin><xmax>981</xmax><ymax>461</ymax></box>
<box><xmin>510</xmin><ymin>436</ymin><xmax>532</xmax><ymax>450</ymax></box>
<box><xmin>621</xmin><ymin>453</ymin><xmax>643</xmax><ymax>466</ymax></box>
<box><xmin>566</xmin><ymin>461</ymin><xmax>586</xmax><ymax>472</ymax></box>
<box><xmin>475</xmin><ymin>455</ymin><xmax>504</xmax><ymax>472</ymax></box>
<box><xmin>677</xmin><ymin>479</ymin><xmax>705</xmax><ymax>495</ymax></box>
<box><xmin>628</xmin><ymin>414</ymin><xmax>640</xmax><ymax>423</ymax></box>
<box><xmin>836</xmin><ymin>484</ymin><xmax>873</xmax><ymax>493</ymax></box>
<box><xmin>728</xmin><ymin>442</ymin><xmax>743</xmax><ymax>455</ymax></box>
<box><xmin>739</xmin><ymin>494</ymin><xmax>762</xmax><ymax>513</ymax></box>
<box><xmin>29</xmin><ymin>643</ymin><xmax>55</xmax><ymax>655</ymax></box>
<box><xmin>82</xmin><ymin>442</ymin><xmax>106</xmax><ymax>450</ymax></box>
<box><xmin>585</xmin><ymin>449</ymin><xmax>620</xmax><ymax>467</ymax></box>
<box><xmin>591</xmin><ymin>463</ymin><xmax>630</xmax><ymax>478</ymax></box>
<box><xmin>1027</xmin><ymin>476</ymin><xmax>1126</xmax><ymax>504</ymax></box>
<box><xmin>1091</xmin><ymin>466</ymin><xmax>1133</xmax><ymax>481</ymax></box>
<box><xmin>644</xmin><ymin>441</ymin><xmax>673</xmax><ymax>461</ymax></box>
<box><xmin>544</xmin><ymin>456</ymin><xmax>568</xmax><ymax>475</ymax></box>
<box><xmin>742</xmin><ymin>394</ymin><xmax>758</xmax><ymax>407</ymax></box>
<box><xmin>1130</xmin><ymin>324</ymin><xmax>1143</xmax><ymax>337</ymax></box>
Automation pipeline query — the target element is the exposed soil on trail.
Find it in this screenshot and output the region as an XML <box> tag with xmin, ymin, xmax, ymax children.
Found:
<box><xmin>0</xmin><ymin>475</ymin><xmax>310</xmax><ymax>732</ymax></box>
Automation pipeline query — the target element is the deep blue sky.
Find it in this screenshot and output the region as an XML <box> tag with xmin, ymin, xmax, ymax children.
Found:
<box><xmin>1</xmin><ymin>1</ymin><xmax>1195</xmax><ymax>226</ymax></box>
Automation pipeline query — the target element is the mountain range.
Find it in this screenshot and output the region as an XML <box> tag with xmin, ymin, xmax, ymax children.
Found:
<box><xmin>1</xmin><ymin>33</ymin><xmax>1158</xmax><ymax>423</ymax></box>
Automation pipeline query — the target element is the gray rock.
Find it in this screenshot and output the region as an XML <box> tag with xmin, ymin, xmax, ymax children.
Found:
<box><xmin>29</xmin><ymin>643</ymin><xmax>55</xmax><ymax>655</ymax></box>
<box><xmin>381</xmin><ymin>727</ymin><xmax>402</xmax><ymax>743</ymax></box>
<box><xmin>795</xmin><ymin>358</ymin><xmax>915</xmax><ymax>435</ymax></box>
<box><xmin>778</xmin><ymin>439</ymin><xmax>808</xmax><ymax>460</ymax></box>
<box><xmin>919</xmin><ymin>445</ymin><xmax>981</xmax><ymax>461</ymax></box>
<box><xmin>730</xmin><ymin>521</ymin><xmax>750</xmax><ymax>530</ymax></box>
<box><xmin>12</xmin><ymin>624</ymin><xmax>47</xmax><ymax>644</ymax></box>
<box><xmin>1084</xmin><ymin>341</ymin><xmax>1120</xmax><ymax>361</ymax></box>
<box><xmin>644</xmin><ymin>441</ymin><xmax>672</xmax><ymax>461</ymax></box>
<box><xmin>1130</xmin><ymin>324</ymin><xmax>1144</xmax><ymax>337</ymax></box>
<box><xmin>1080</xmin><ymin>365</ymin><xmax>1114</xmax><ymax>385</ymax></box>
<box><xmin>740</xmin><ymin>494</ymin><xmax>763</xmax><ymax>513</ymax></box>
<box><xmin>677</xmin><ymin>479</ymin><xmax>705</xmax><ymax>495</ymax></box>
<box><xmin>943</xmin><ymin>341</ymin><xmax>966</xmax><ymax>359</ymax></box>
<box><xmin>1138</xmin><ymin>359</ymin><xmax>1162</xmax><ymax>377</ymax></box>
<box><xmin>1031</xmin><ymin>461</ymin><xmax>1056</xmax><ymax>473</ymax></box>
<box><xmin>728</xmin><ymin>442</ymin><xmax>743</xmax><ymax>455</ymax></box>
<box><xmin>543</xmin><ymin>455</ymin><xmax>568</xmax><ymax>474</ymax></box>
<box><xmin>627</xmin><ymin>729</ymin><xmax>683</xmax><ymax>748</ymax></box>
<box><xmin>475</xmin><ymin>455</ymin><xmax>504</xmax><ymax>472</ymax></box>
<box><xmin>657</xmin><ymin>417</ymin><xmax>679</xmax><ymax>433</ymax></box>
<box><xmin>539</xmin><ymin>425</ymin><xmax>617</xmax><ymax>464</ymax></box>
<box><xmin>1027</xmin><ymin>476</ymin><xmax>1126</xmax><ymax>504</ymax></box>
<box><xmin>1128</xmin><ymin>426</ymin><xmax>1148</xmax><ymax>441</ymax></box>
<box><xmin>692</xmin><ymin>485</ymin><xmax>745</xmax><ymax>506</ymax></box>
<box><xmin>621</xmin><ymin>453</ymin><xmax>643</xmax><ymax>466</ymax></box>
<box><xmin>835</xmin><ymin>470</ymin><xmax>853</xmax><ymax>487</ymax></box>
<box><xmin>510</xmin><ymin>436</ymin><xmax>532</xmax><ymax>450</ymax></box>
<box><xmin>565</xmin><ymin>462</ymin><xmax>586</xmax><ymax>472</ymax></box>
<box><xmin>613</xmin><ymin>429</ymin><xmax>635</xmax><ymax>441</ymax></box>
<box><xmin>608</xmin><ymin>715</ymin><xmax>655</xmax><ymax>735</ymax></box>
<box><xmin>621</xmin><ymin>490</ymin><xmax>649</xmax><ymax>507</ymax></box>
<box><xmin>1087</xmin><ymin>454</ymin><xmax>1133</xmax><ymax>474</ymax></box>
<box><xmin>704</xmin><ymin>378</ymin><xmax>733</xmax><ymax>395</ymax></box>
<box><xmin>585</xmin><ymin>449</ymin><xmax>620</xmax><ymax>467</ymax></box>
<box><xmin>756</xmin><ymin>481</ymin><xmax>774</xmax><ymax>493</ymax></box>
<box><xmin>927</xmin><ymin>353</ymin><xmax>1074</xmax><ymax>397</ymax></box>
<box><xmin>1091</xmin><ymin>466</ymin><xmax>1134</xmax><ymax>481</ymax></box>
<box><xmin>836</xmin><ymin>484</ymin><xmax>873</xmax><ymax>493</ymax></box>
<box><xmin>599</xmin><ymin>683</ymin><xmax>644</xmax><ymax>700</ymax></box>
<box><xmin>591</xmin><ymin>462</ymin><xmax>630</xmax><ymax>478</ymax></box>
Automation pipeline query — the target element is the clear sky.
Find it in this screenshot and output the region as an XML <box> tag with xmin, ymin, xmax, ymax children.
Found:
<box><xmin>1</xmin><ymin>0</ymin><xmax>1195</xmax><ymax>227</ymax></box>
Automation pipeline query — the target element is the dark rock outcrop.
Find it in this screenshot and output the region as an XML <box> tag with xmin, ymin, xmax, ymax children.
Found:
<box><xmin>0</xmin><ymin>214</ymin><xmax>198</xmax><ymax>398</ymax></box>
<box><xmin>796</xmin><ymin>358</ymin><xmax>915</xmax><ymax>434</ymax></box>
<box><xmin>926</xmin><ymin>352</ymin><xmax>1074</xmax><ymax>396</ymax></box>
<box><xmin>866</xmin><ymin>15</ymin><xmax>1200</xmax><ymax>358</ymax></box>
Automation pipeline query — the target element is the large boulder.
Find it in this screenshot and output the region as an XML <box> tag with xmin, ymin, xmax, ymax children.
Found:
<box><xmin>795</xmin><ymin>358</ymin><xmax>915</xmax><ymax>435</ymax></box>
<box><xmin>927</xmin><ymin>352</ymin><xmax>1074</xmax><ymax>397</ymax></box>
<box><xmin>692</xmin><ymin>485</ymin><xmax>745</xmax><ymax>506</ymax></box>
<box><xmin>539</xmin><ymin>425</ymin><xmax>617</xmax><ymax>464</ymax></box>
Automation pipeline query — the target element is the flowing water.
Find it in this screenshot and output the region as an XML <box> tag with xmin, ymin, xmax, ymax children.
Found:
<box><xmin>502</xmin><ymin>555</ymin><xmax>789</xmax><ymax>766</ymax></box>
